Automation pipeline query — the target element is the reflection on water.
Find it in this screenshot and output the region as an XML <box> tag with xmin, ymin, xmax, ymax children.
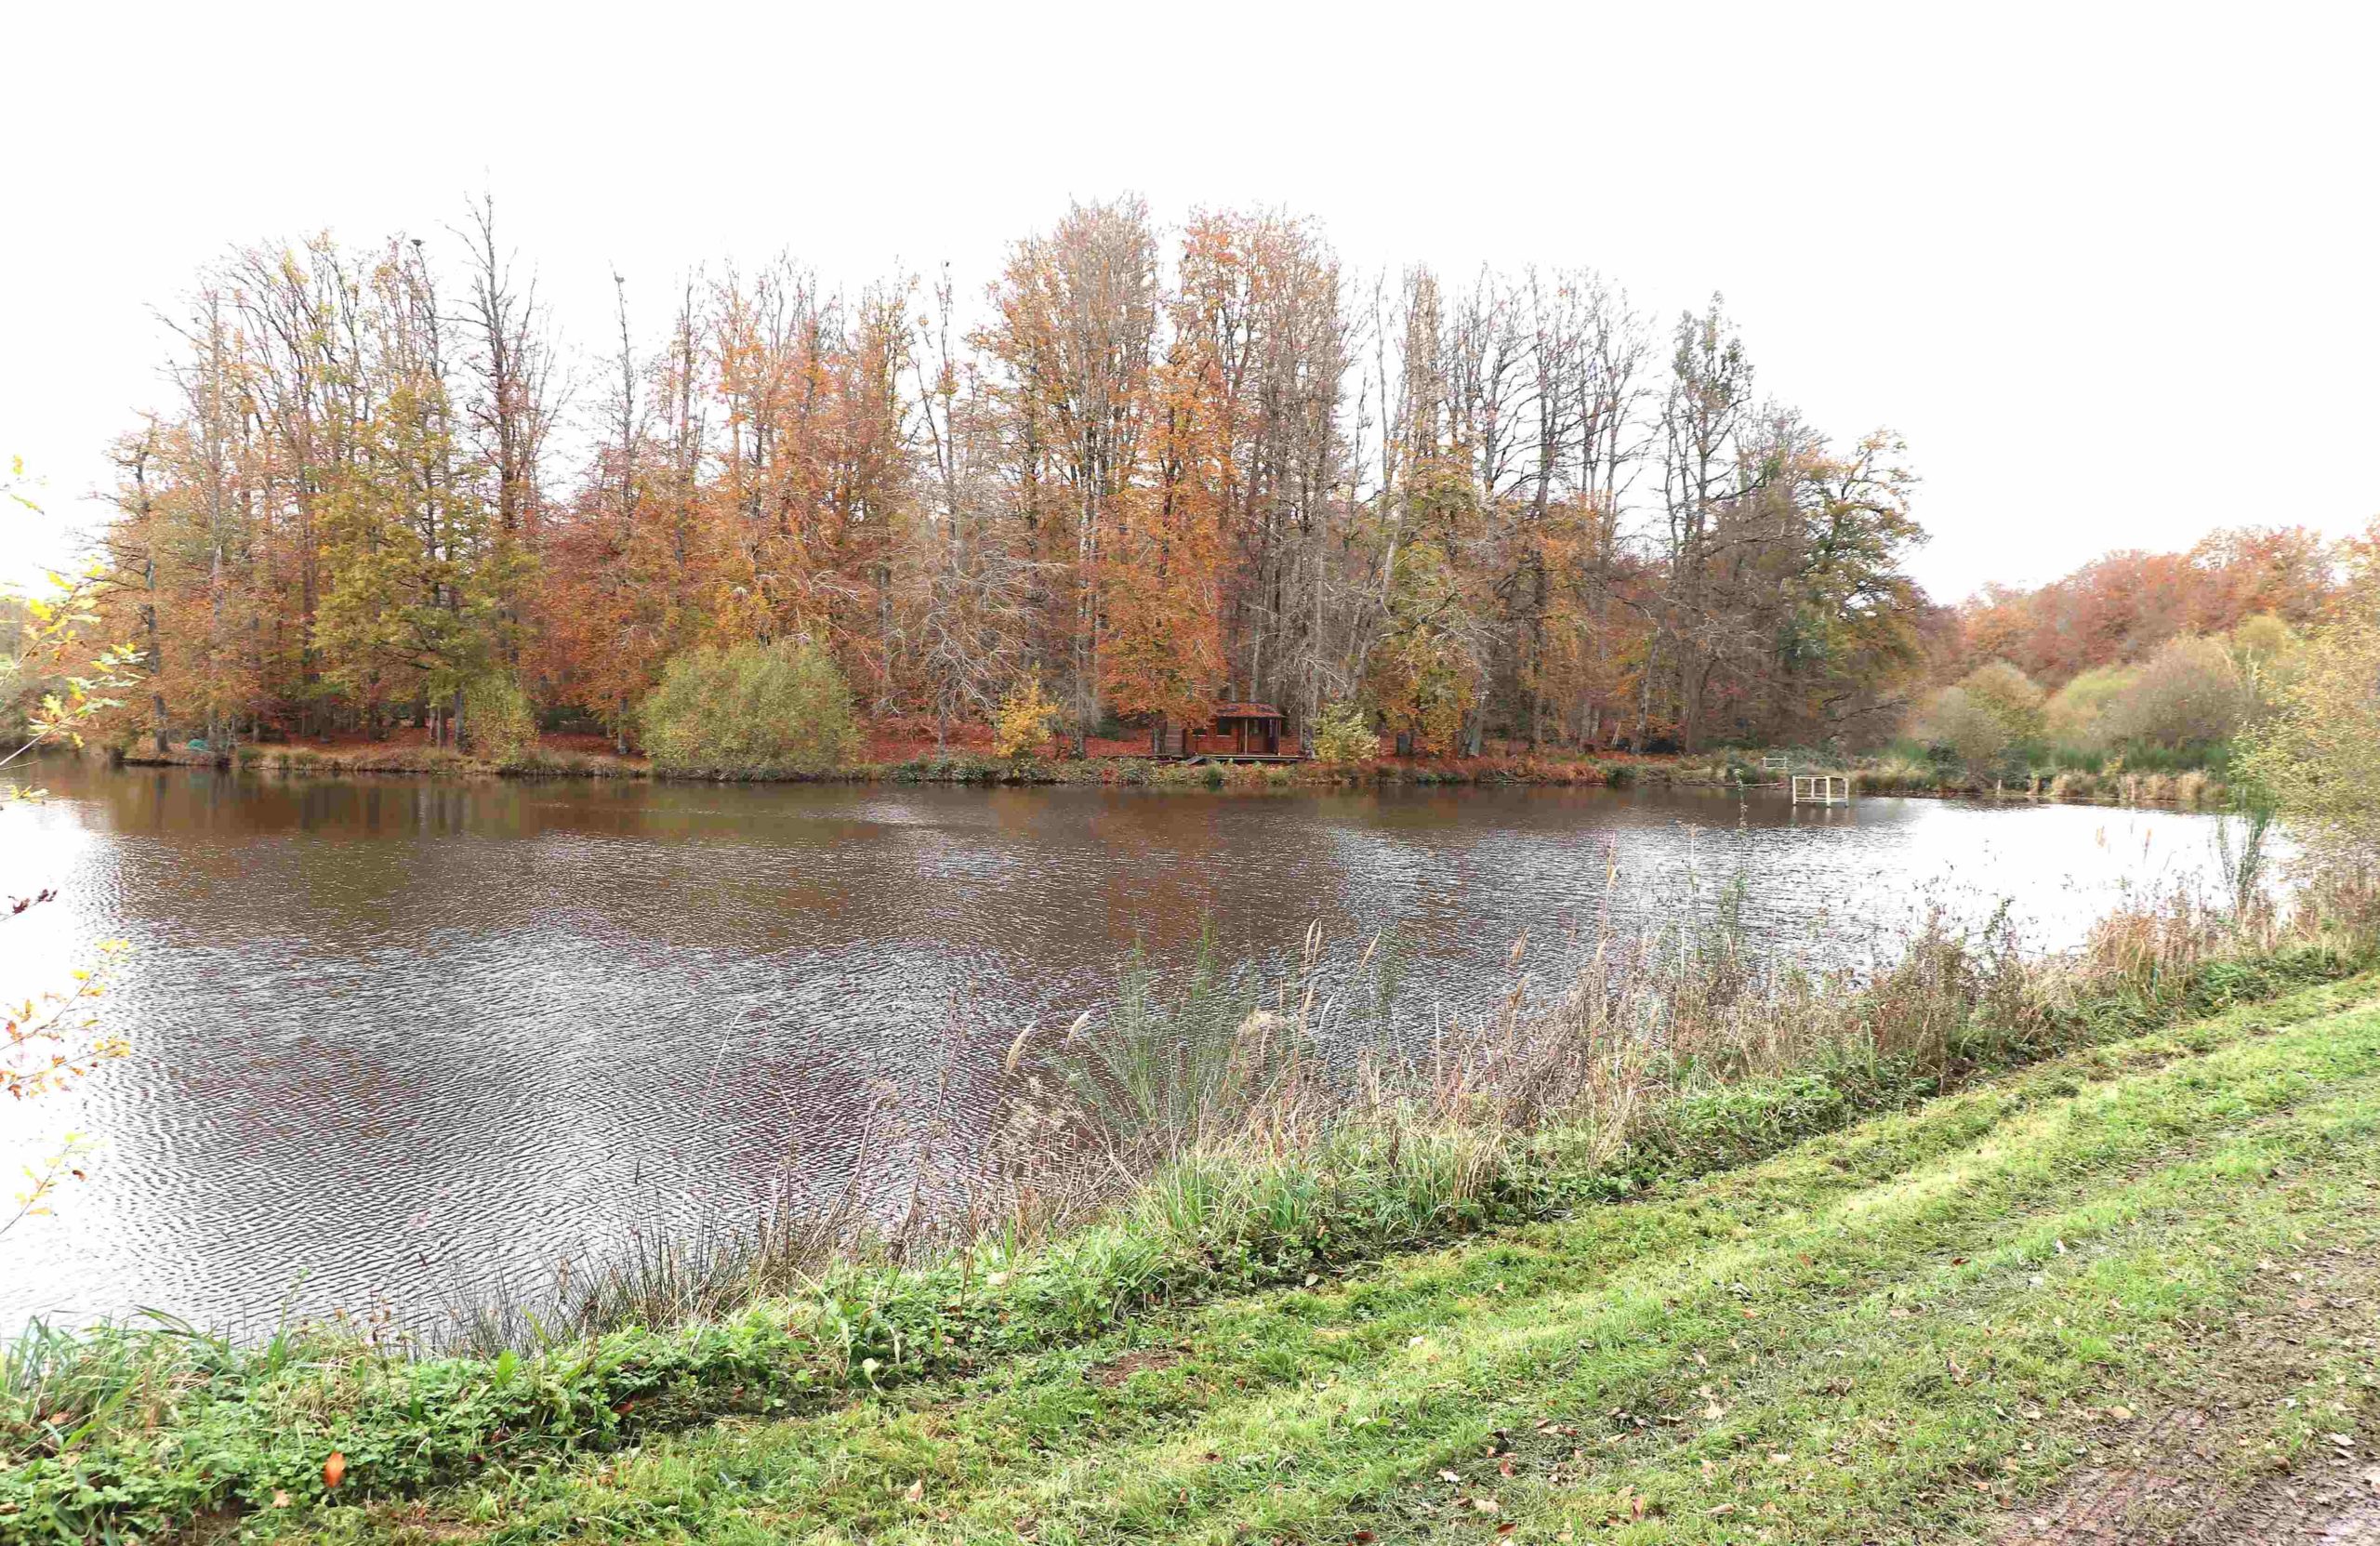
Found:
<box><xmin>0</xmin><ymin>760</ymin><xmax>2232</xmax><ymax>1329</ymax></box>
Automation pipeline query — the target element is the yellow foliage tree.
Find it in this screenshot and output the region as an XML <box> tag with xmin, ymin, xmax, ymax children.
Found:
<box><xmin>993</xmin><ymin>672</ymin><xmax>1065</xmax><ymax>759</ymax></box>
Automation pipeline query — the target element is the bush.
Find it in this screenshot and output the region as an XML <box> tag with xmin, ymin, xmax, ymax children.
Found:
<box><xmin>2043</xmin><ymin>665</ymin><xmax>2135</xmax><ymax>752</ymax></box>
<box><xmin>1916</xmin><ymin>686</ymin><xmax>2013</xmax><ymax>776</ymax></box>
<box><xmin>1913</xmin><ymin>661</ymin><xmax>2049</xmax><ymax>777</ymax></box>
<box><xmin>460</xmin><ymin>673</ymin><xmax>539</xmax><ymax>764</ymax></box>
<box><xmin>1309</xmin><ymin>699</ymin><xmax>1380</xmax><ymax>765</ymax></box>
<box><xmin>2241</xmin><ymin>603</ymin><xmax>2380</xmax><ymax>873</ymax></box>
<box><xmin>639</xmin><ymin>641</ymin><xmax>856</xmax><ymax>776</ymax></box>
<box><xmin>2099</xmin><ymin>635</ymin><xmax>2251</xmax><ymax>750</ymax></box>
<box><xmin>992</xmin><ymin>673</ymin><xmax>1064</xmax><ymax>759</ymax></box>
<box><xmin>1956</xmin><ymin>660</ymin><xmax>2047</xmax><ymax>741</ymax></box>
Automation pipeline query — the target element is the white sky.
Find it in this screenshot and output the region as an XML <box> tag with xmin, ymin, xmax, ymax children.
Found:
<box><xmin>3</xmin><ymin>1</ymin><xmax>2373</xmax><ymax>601</ymax></box>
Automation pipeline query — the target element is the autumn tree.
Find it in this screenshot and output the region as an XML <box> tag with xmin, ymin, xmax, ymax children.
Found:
<box><xmin>980</xmin><ymin>198</ymin><xmax>1160</xmax><ymax>746</ymax></box>
<box><xmin>905</xmin><ymin>266</ymin><xmax>1033</xmax><ymax>747</ymax></box>
<box><xmin>84</xmin><ymin>193</ymin><xmax>1970</xmax><ymax>764</ymax></box>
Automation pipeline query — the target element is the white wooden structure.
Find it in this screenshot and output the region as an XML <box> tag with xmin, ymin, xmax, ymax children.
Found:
<box><xmin>1791</xmin><ymin>773</ymin><xmax>1852</xmax><ymax>806</ymax></box>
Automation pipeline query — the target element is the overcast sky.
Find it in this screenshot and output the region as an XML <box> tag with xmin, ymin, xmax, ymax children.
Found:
<box><xmin>3</xmin><ymin>1</ymin><xmax>2372</xmax><ymax>601</ymax></box>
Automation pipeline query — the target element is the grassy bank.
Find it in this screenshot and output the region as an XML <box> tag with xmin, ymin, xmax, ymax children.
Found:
<box><xmin>24</xmin><ymin>972</ymin><xmax>2375</xmax><ymax>1544</ymax></box>
<box><xmin>384</xmin><ymin>981</ymin><xmax>2380</xmax><ymax>1544</ymax></box>
<box><xmin>5</xmin><ymin>868</ymin><xmax>2373</xmax><ymax>1542</ymax></box>
<box><xmin>1653</xmin><ymin>751</ymin><xmax>2230</xmax><ymax>809</ymax></box>
<box><xmin>1848</xmin><ymin>755</ymin><xmax>2227</xmax><ymax>808</ymax></box>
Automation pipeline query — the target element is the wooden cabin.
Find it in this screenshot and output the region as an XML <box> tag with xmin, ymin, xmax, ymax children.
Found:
<box><xmin>1148</xmin><ymin>702</ymin><xmax>1301</xmax><ymax>761</ymax></box>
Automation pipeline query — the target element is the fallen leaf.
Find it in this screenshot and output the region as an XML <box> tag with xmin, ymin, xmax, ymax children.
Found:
<box><xmin>903</xmin><ymin>1478</ymin><xmax>924</xmax><ymax>1502</ymax></box>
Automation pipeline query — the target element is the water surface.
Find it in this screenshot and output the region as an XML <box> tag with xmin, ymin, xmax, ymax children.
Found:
<box><xmin>0</xmin><ymin>760</ymin><xmax>2232</xmax><ymax>1330</ymax></box>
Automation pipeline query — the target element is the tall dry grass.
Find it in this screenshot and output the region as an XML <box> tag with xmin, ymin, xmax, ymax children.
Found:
<box><xmin>962</xmin><ymin>835</ymin><xmax>2373</xmax><ymax>1302</ymax></box>
<box><xmin>438</xmin><ymin>830</ymin><xmax>2380</xmax><ymax>1356</ymax></box>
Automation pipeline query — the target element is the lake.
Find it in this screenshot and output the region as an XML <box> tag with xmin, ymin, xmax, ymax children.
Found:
<box><xmin>0</xmin><ymin>760</ymin><xmax>2238</xmax><ymax>1332</ymax></box>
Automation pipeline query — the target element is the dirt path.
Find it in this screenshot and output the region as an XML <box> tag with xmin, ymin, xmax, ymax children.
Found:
<box><xmin>2002</xmin><ymin>1216</ymin><xmax>2380</xmax><ymax>1545</ymax></box>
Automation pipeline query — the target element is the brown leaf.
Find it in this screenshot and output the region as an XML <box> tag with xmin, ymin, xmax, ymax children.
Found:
<box><xmin>903</xmin><ymin>1478</ymin><xmax>924</xmax><ymax>1502</ymax></box>
<box><xmin>323</xmin><ymin>1450</ymin><xmax>348</xmax><ymax>1489</ymax></box>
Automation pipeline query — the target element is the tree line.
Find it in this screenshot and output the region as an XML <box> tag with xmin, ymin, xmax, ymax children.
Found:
<box><xmin>88</xmin><ymin>195</ymin><xmax>1933</xmax><ymax>760</ymax></box>
<box><xmin>1909</xmin><ymin>523</ymin><xmax>2373</xmax><ymax>779</ymax></box>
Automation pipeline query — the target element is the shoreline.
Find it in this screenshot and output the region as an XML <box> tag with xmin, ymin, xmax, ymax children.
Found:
<box><xmin>96</xmin><ymin>743</ymin><xmax>2232</xmax><ymax>808</ymax></box>
<box><xmin>6</xmin><ymin>903</ymin><xmax>2366</xmax><ymax>1541</ymax></box>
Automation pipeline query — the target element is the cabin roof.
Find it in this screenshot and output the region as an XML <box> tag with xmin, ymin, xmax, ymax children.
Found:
<box><xmin>1210</xmin><ymin>702</ymin><xmax>1285</xmax><ymax>720</ymax></box>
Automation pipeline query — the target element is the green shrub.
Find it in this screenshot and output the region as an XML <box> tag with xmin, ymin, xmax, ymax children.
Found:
<box><xmin>2044</xmin><ymin>665</ymin><xmax>2136</xmax><ymax>752</ymax></box>
<box><xmin>1963</xmin><ymin>660</ymin><xmax>2046</xmax><ymax>735</ymax></box>
<box><xmin>2100</xmin><ymin>635</ymin><xmax>2251</xmax><ymax>750</ymax></box>
<box><xmin>1309</xmin><ymin>699</ymin><xmax>1381</xmax><ymax>765</ymax></box>
<box><xmin>1915</xmin><ymin>686</ymin><xmax>2010</xmax><ymax>775</ymax></box>
<box><xmin>460</xmin><ymin>673</ymin><xmax>539</xmax><ymax>764</ymax></box>
<box><xmin>639</xmin><ymin>641</ymin><xmax>857</xmax><ymax>776</ymax></box>
<box><xmin>2241</xmin><ymin>599</ymin><xmax>2380</xmax><ymax>872</ymax></box>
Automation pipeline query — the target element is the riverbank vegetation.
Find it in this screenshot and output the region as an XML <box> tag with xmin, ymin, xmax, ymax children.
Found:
<box><xmin>1898</xmin><ymin>617</ymin><xmax>2299</xmax><ymax>787</ymax></box>
<box><xmin>6</xmin><ymin>847</ymin><xmax>2375</xmax><ymax>1541</ymax></box>
<box><xmin>65</xmin><ymin>197</ymin><xmax>2373</xmax><ymax>783</ymax></box>
<box><xmin>230</xmin><ymin>983</ymin><xmax>2380</xmax><ymax>1543</ymax></box>
<box><xmin>638</xmin><ymin>640</ymin><xmax>858</xmax><ymax>777</ymax></box>
<box><xmin>1880</xmin><ymin>524</ymin><xmax>2375</xmax><ymax>799</ymax></box>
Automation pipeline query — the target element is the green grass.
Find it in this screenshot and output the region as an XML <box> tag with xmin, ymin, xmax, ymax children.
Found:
<box><xmin>112</xmin><ymin>973</ymin><xmax>2380</xmax><ymax>1545</ymax></box>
